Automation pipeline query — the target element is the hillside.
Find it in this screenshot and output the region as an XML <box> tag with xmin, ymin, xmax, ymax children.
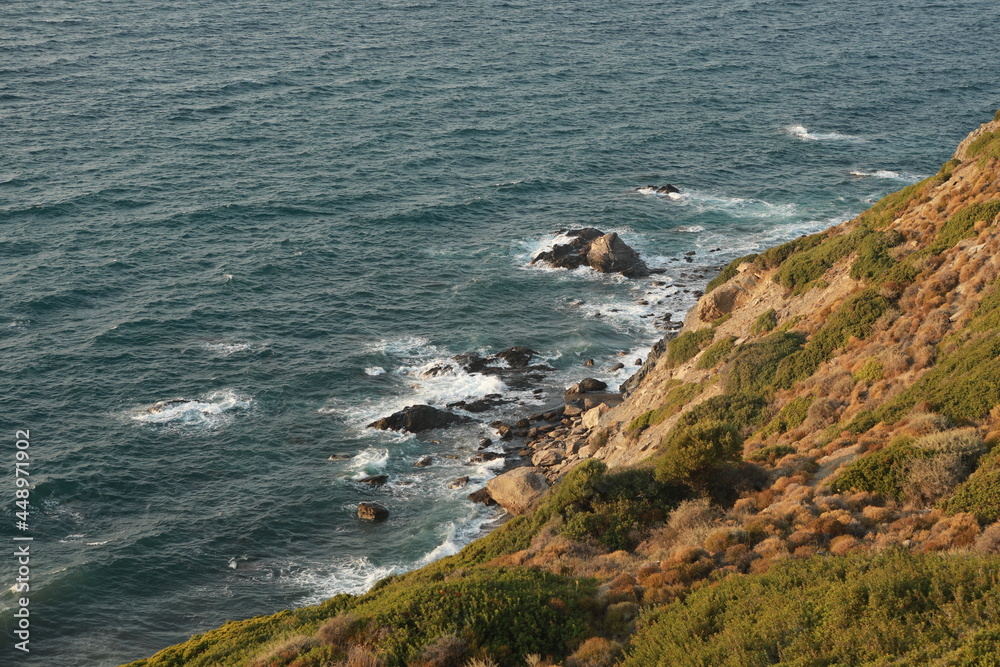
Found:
<box><xmin>125</xmin><ymin>113</ymin><xmax>1000</xmax><ymax>667</ymax></box>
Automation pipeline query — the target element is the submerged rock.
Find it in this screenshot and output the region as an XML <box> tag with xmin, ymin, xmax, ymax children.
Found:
<box><xmin>357</xmin><ymin>474</ymin><xmax>389</xmax><ymax>486</ymax></box>
<box><xmin>447</xmin><ymin>476</ymin><xmax>470</xmax><ymax>489</ymax></box>
<box><xmin>367</xmin><ymin>405</ymin><xmax>473</xmax><ymax>433</ymax></box>
<box><xmin>357</xmin><ymin>502</ymin><xmax>389</xmax><ymax>521</ymax></box>
<box><xmin>467</xmin><ymin>487</ymin><xmax>496</xmax><ymax>506</ymax></box>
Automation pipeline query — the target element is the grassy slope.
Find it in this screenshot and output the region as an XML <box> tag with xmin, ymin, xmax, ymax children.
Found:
<box><xmin>125</xmin><ymin>115</ymin><xmax>1000</xmax><ymax>667</ymax></box>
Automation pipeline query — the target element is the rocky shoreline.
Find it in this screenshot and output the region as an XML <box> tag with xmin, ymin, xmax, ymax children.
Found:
<box><xmin>353</xmin><ymin>227</ymin><xmax>717</xmax><ymax>520</ymax></box>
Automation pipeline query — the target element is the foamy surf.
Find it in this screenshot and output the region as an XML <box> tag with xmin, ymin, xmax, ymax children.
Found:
<box><xmin>786</xmin><ymin>124</ymin><xmax>861</xmax><ymax>142</ymax></box>
<box><xmin>293</xmin><ymin>556</ymin><xmax>400</xmax><ymax>604</ymax></box>
<box><xmin>129</xmin><ymin>390</ymin><xmax>253</xmax><ymax>427</ymax></box>
<box><xmin>849</xmin><ymin>169</ymin><xmax>924</xmax><ymax>182</ymax></box>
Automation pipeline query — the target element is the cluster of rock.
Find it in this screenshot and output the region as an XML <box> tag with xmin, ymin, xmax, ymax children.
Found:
<box><xmin>531</xmin><ymin>228</ymin><xmax>653</xmax><ymax>278</ymax></box>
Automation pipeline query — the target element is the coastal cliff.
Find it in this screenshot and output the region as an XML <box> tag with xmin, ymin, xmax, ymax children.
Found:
<box><xmin>126</xmin><ymin>113</ymin><xmax>1000</xmax><ymax>666</ymax></box>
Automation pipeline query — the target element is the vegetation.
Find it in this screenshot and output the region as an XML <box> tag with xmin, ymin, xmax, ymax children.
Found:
<box><xmin>746</xmin><ymin>444</ymin><xmax>796</xmax><ymax>464</ymax></box>
<box><xmin>749</xmin><ymin>309</ymin><xmax>777</xmax><ymax>335</ymax></box>
<box><xmin>966</xmin><ymin>128</ymin><xmax>1000</xmax><ymax>165</ymax></box>
<box><xmin>705</xmin><ymin>254</ymin><xmax>758</xmax><ymax>293</ymax></box>
<box><xmin>665</xmin><ymin>328</ymin><xmax>715</xmax><ymax>367</ymax></box>
<box><xmin>622</xmin><ymin>551</ymin><xmax>1000</xmax><ymax>666</ymax></box>
<box><xmin>775</xmin><ymin>289</ymin><xmax>891</xmax><ymax>388</ymax></box>
<box><xmin>725</xmin><ymin>332</ymin><xmax>804</xmax><ymax>395</ymax></box>
<box><xmin>695</xmin><ymin>336</ymin><xmax>735</xmax><ymax>370</ymax></box>
<box><xmin>833</xmin><ymin>436</ymin><xmax>925</xmax><ymax>499</ymax></box>
<box><xmin>852</xmin><ymin>358</ymin><xmax>884</xmax><ymax>385</ymax></box>
<box><xmin>755</xmin><ymin>395</ymin><xmax>812</xmax><ymax>438</ymax></box>
<box><xmin>627</xmin><ymin>382</ymin><xmax>703</xmax><ymax>434</ymax></box>
<box><xmin>942</xmin><ymin>445</ymin><xmax>1000</xmax><ymax>524</ymax></box>
<box><xmin>929</xmin><ymin>200</ymin><xmax>1000</xmax><ymax>255</ymax></box>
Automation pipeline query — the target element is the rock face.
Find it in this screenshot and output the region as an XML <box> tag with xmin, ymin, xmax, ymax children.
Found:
<box><xmin>485</xmin><ymin>467</ymin><xmax>551</xmax><ymax>515</ymax></box>
<box><xmin>367</xmin><ymin>405</ymin><xmax>473</xmax><ymax>433</ymax></box>
<box><xmin>586</xmin><ymin>233</ymin><xmax>650</xmax><ymax>278</ymax></box>
<box><xmin>357</xmin><ymin>502</ymin><xmax>389</xmax><ymax>521</ymax></box>
<box><xmin>531</xmin><ymin>229</ymin><xmax>650</xmax><ymax>277</ymax></box>
<box><xmin>697</xmin><ymin>284</ymin><xmax>746</xmax><ymax>322</ymax></box>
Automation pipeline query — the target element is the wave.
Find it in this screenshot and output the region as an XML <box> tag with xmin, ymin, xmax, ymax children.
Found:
<box><xmin>786</xmin><ymin>124</ymin><xmax>861</xmax><ymax>142</ymax></box>
<box><xmin>202</xmin><ymin>341</ymin><xmax>258</xmax><ymax>356</ymax></box>
<box><xmin>292</xmin><ymin>556</ymin><xmax>400</xmax><ymax>604</ymax></box>
<box><xmin>364</xmin><ymin>366</ymin><xmax>387</xmax><ymax>376</ymax></box>
<box><xmin>849</xmin><ymin>169</ymin><xmax>924</xmax><ymax>182</ymax></box>
<box><xmin>128</xmin><ymin>390</ymin><xmax>253</xmax><ymax>428</ymax></box>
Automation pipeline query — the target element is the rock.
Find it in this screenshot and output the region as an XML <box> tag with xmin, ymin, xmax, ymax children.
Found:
<box><xmin>515</xmin><ymin>418</ymin><xmax>531</xmax><ymax>429</ymax></box>
<box><xmin>654</xmin><ymin>184</ymin><xmax>680</xmax><ymax>195</ymax></box>
<box><xmin>447</xmin><ymin>476</ymin><xmax>470</xmax><ymax>489</ymax></box>
<box><xmin>583</xmin><ymin>394</ymin><xmax>623</xmax><ymax>410</ymax></box>
<box><xmin>357</xmin><ymin>475</ymin><xmax>388</xmax><ymax>487</ymax></box>
<box><xmin>697</xmin><ymin>284</ymin><xmax>746</xmax><ymax>322</ymax></box>
<box><xmin>610</xmin><ymin>363</ymin><xmax>625</xmax><ymax>372</ymax></box>
<box><xmin>485</xmin><ymin>467</ymin><xmax>551</xmax><ymax>514</ymax></box>
<box><xmin>469</xmin><ymin>451</ymin><xmax>504</xmax><ymax>463</ymax></box>
<box><xmin>368</xmin><ymin>405</ymin><xmax>473</xmax><ymax>433</ymax></box>
<box><xmin>532</xmin><ymin>449</ymin><xmax>564</xmax><ymax>467</ymax></box>
<box><xmin>478</xmin><ymin>437</ymin><xmax>493</xmax><ymax>449</ymax></box>
<box><xmin>531</xmin><ymin>228</ymin><xmax>649</xmax><ymax>278</ymax></box>
<box><xmin>496</xmin><ymin>423</ymin><xmax>513</xmax><ymax>440</ymax></box>
<box><xmin>358</xmin><ymin>502</ymin><xmax>389</xmax><ymax>521</ymax></box>
<box><xmin>492</xmin><ymin>346</ymin><xmax>538</xmax><ymax>368</ymax></box>
<box><xmin>578</xmin><ymin>378</ymin><xmax>608</xmax><ymax>393</ymax></box>
<box><xmin>414</xmin><ymin>456</ymin><xmax>433</xmax><ymax>468</ymax></box>
<box><xmin>586</xmin><ymin>233</ymin><xmax>650</xmax><ymax>278</ymax></box>
<box><xmin>584</xmin><ymin>358</ymin><xmax>594</xmax><ymax>366</ymax></box>
<box><xmin>564</xmin><ymin>404</ymin><xmax>583</xmax><ymax>417</ymax></box>
<box><xmin>582</xmin><ymin>404</ymin><xmax>609</xmax><ymax>429</ymax></box>
<box><xmin>578</xmin><ymin>443</ymin><xmax>600</xmax><ymax>458</ymax></box>
<box><xmin>635</xmin><ymin>358</ymin><xmax>643</xmax><ymax>365</ymax></box>
<box><xmin>467</xmin><ymin>487</ymin><xmax>496</xmax><ymax>506</ymax></box>
<box><xmin>327</xmin><ymin>454</ymin><xmax>352</xmax><ymax>460</ymax></box>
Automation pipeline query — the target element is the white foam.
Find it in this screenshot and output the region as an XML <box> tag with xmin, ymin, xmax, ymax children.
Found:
<box><xmin>849</xmin><ymin>169</ymin><xmax>924</xmax><ymax>182</ymax></box>
<box><xmin>202</xmin><ymin>341</ymin><xmax>256</xmax><ymax>356</ymax></box>
<box><xmin>673</xmin><ymin>225</ymin><xmax>705</xmax><ymax>233</ymax></box>
<box><xmin>364</xmin><ymin>366</ymin><xmax>387</xmax><ymax>376</ymax></box>
<box><xmin>637</xmin><ymin>187</ymin><xmax>683</xmax><ymax>200</ymax></box>
<box><xmin>129</xmin><ymin>390</ymin><xmax>253</xmax><ymax>427</ymax></box>
<box><xmin>348</xmin><ymin>447</ymin><xmax>390</xmax><ymax>474</ymax></box>
<box><xmin>786</xmin><ymin>124</ymin><xmax>861</xmax><ymax>142</ymax></box>
<box><xmin>293</xmin><ymin>556</ymin><xmax>400</xmax><ymax>604</ymax></box>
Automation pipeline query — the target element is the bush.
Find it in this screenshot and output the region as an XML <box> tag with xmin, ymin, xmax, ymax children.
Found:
<box><xmin>627</xmin><ymin>383</ymin><xmax>703</xmax><ymax>434</ymax></box>
<box><xmin>775</xmin><ymin>289</ymin><xmax>890</xmax><ymax>388</ymax></box>
<box><xmin>929</xmin><ymin>200</ymin><xmax>1000</xmax><ymax>255</ymax></box>
<box><xmin>852</xmin><ymin>358</ymin><xmax>884</xmax><ymax>385</ymax></box>
<box><xmin>966</xmin><ymin>129</ymin><xmax>1000</xmax><ymax>164</ymax></box>
<box><xmin>746</xmin><ymin>444</ymin><xmax>796</xmax><ymax>464</ymax></box>
<box><xmin>666</xmin><ymin>328</ymin><xmax>715</xmax><ymax>367</ymax></box>
<box><xmin>655</xmin><ymin>421</ymin><xmax>741</xmax><ymax>489</ymax></box>
<box><xmin>724</xmin><ymin>332</ymin><xmax>804</xmax><ymax>395</ymax></box>
<box><xmin>941</xmin><ymin>446</ymin><xmax>1000</xmax><ymax>524</ymax></box>
<box><xmin>706</xmin><ymin>254</ymin><xmax>758</xmax><ymax>293</ymax></box>
<box><xmin>832</xmin><ymin>436</ymin><xmax>928</xmax><ymax>499</ymax></box>
<box><xmin>695</xmin><ymin>337</ymin><xmax>736</xmax><ymax>370</ymax></box>
<box><xmin>755</xmin><ymin>234</ymin><xmax>827</xmax><ymax>271</ymax></box>
<box><xmin>756</xmin><ymin>395</ymin><xmax>812</xmax><ymax>439</ymax></box>
<box><xmin>750</xmin><ymin>309</ymin><xmax>778</xmax><ymax>335</ymax></box>
<box><xmin>621</xmin><ymin>551</ymin><xmax>1000</xmax><ymax>666</ymax></box>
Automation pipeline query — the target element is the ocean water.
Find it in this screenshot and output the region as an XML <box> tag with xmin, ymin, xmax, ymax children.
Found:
<box><xmin>0</xmin><ymin>0</ymin><xmax>997</xmax><ymax>663</ymax></box>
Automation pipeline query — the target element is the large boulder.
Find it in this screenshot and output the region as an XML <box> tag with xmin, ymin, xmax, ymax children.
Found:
<box><xmin>532</xmin><ymin>228</ymin><xmax>650</xmax><ymax>277</ymax></box>
<box><xmin>367</xmin><ymin>405</ymin><xmax>473</xmax><ymax>433</ymax></box>
<box><xmin>586</xmin><ymin>233</ymin><xmax>650</xmax><ymax>278</ymax></box>
<box><xmin>485</xmin><ymin>467</ymin><xmax>551</xmax><ymax>515</ymax></box>
<box><xmin>697</xmin><ymin>284</ymin><xmax>746</xmax><ymax>322</ymax></box>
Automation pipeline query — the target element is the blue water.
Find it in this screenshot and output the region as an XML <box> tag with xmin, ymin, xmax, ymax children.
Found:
<box><xmin>1</xmin><ymin>0</ymin><xmax>997</xmax><ymax>663</ymax></box>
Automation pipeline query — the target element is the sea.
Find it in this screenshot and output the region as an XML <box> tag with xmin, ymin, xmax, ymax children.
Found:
<box><xmin>1</xmin><ymin>0</ymin><xmax>997</xmax><ymax>664</ymax></box>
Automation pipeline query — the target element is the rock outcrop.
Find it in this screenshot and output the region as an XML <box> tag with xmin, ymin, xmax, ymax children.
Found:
<box><xmin>367</xmin><ymin>405</ymin><xmax>473</xmax><ymax>433</ymax></box>
<box><xmin>485</xmin><ymin>467</ymin><xmax>551</xmax><ymax>514</ymax></box>
<box><xmin>531</xmin><ymin>228</ymin><xmax>650</xmax><ymax>277</ymax></box>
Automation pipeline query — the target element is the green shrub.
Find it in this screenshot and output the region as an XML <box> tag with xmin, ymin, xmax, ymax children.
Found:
<box><xmin>850</xmin><ymin>230</ymin><xmax>901</xmax><ymax>282</ymax></box>
<box><xmin>725</xmin><ymin>332</ymin><xmax>805</xmax><ymax>395</ymax></box>
<box><xmin>655</xmin><ymin>421</ymin><xmax>742</xmax><ymax>488</ymax></box>
<box><xmin>666</xmin><ymin>328</ymin><xmax>715</xmax><ymax>367</ymax></box>
<box><xmin>746</xmin><ymin>444</ymin><xmax>796</xmax><ymax>464</ymax></box>
<box><xmin>621</xmin><ymin>551</ymin><xmax>1000</xmax><ymax>666</ymax></box>
<box><xmin>928</xmin><ymin>200</ymin><xmax>1000</xmax><ymax>255</ymax></box>
<box><xmin>749</xmin><ymin>309</ymin><xmax>777</xmax><ymax>335</ymax></box>
<box><xmin>966</xmin><ymin>129</ymin><xmax>1000</xmax><ymax>164</ymax></box>
<box><xmin>705</xmin><ymin>254</ymin><xmax>758</xmax><ymax>293</ymax></box>
<box><xmin>941</xmin><ymin>446</ymin><xmax>1000</xmax><ymax>524</ymax></box>
<box><xmin>854</xmin><ymin>160</ymin><xmax>958</xmax><ymax>230</ymax></box>
<box><xmin>832</xmin><ymin>436</ymin><xmax>928</xmax><ymax>499</ymax></box>
<box><xmin>775</xmin><ymin>289</ymin><xmax>890</xmax><ymax>388</ymax></box>
<box><xmin>853</xmin><ymin>358</ymin><xmax>884</xmax><ymax>385</ymax></box>
<box><xmin>695</xmin><ymin>337</ymin><xmax>736</xmax><ymax>370</ymax></box>
<box><xmin>627</xmin><ymin>382</ymin><xmax>704</xmax><ymax>434</ymax></box>
<box><xmin>679</xmin><ymin>393</ymin><xmax>770</xmax><ymax>431</ymax></box>
<box><xmin>756</xmin><ymin>395</ymin><xmax>812</xmax><ymax>438</ymax></box>
<box><xmin>755</xmin><ymin>234</ymin><xmax>826</xmax><ymax>271</ymax></box>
